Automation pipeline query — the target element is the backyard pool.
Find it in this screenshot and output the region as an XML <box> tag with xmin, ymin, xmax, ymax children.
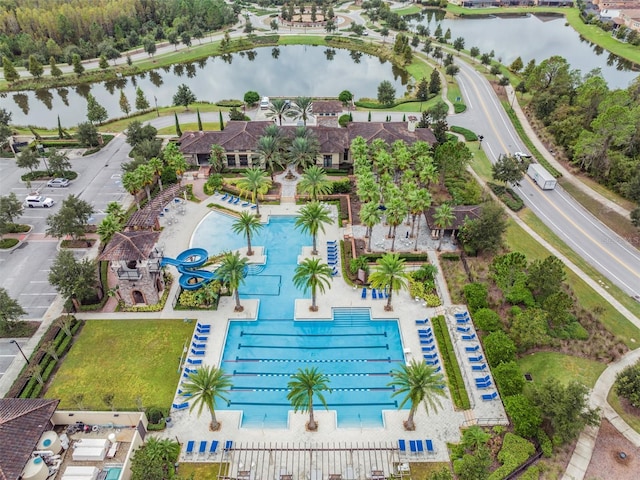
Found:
<box><xmin>191</xmin><ymin>211</ymin><xmax>406</xmax><ymax>427</ymax></box>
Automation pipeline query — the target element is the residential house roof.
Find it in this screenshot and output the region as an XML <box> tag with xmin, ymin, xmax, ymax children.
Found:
<box><xmin>178</xmin><ymin>121</ymin><xmax>273</xmax><ymax>154</ymax></box>
<box><xmin>312</xmin><ymin>100</ymin><xmax>343</xmax><ymax>115</ymax></box>
<box><xmin>99</xmin><ymin>230</ymin><xmax>161</xmax><ymax>262</ymax></box>
<box><xmin>425</xmin><ymin>205</ymin><xmax>481</xmax><ymax>231</ymax></box>
<box><xmin>0</xmin><ymin>398</ymin><xmax>59</xmax><ymax>480</ymax></box>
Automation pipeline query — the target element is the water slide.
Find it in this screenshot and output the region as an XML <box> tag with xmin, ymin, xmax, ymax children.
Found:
<box><xmin>160</xmin><ymin>248</ymin><xmax>219</xmax><ymax>290</ymax></box>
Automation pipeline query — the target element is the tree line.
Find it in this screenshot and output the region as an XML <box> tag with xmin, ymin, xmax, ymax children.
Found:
<box><xmin>0</xmin><ymin>0</ymin><xmax>237</xmax><ymax>66</ymax></box>
<box><xmin>514</xmin><ymin>55</ymin><xmax>640</xmax><ymax>223</ymax></box>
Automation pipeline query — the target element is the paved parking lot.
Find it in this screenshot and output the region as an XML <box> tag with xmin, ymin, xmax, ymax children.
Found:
<box><xmin>0</xmin><ymin>339</ymin><xmax>27</xmax><ymax>382</ymax></box>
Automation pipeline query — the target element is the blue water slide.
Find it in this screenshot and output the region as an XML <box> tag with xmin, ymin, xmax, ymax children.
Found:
<box><xmin>160</xmin><ymin>248</ymin><xmax>219</xmax><ymax>290</ymax></box>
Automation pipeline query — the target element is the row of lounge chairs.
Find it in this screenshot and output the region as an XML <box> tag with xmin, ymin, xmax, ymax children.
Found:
<box><xmin>398</xmin><ymin>439</ymin><xmax>435</xmax><ymax>454</ymax></box>
<box><xmin>327</xmin><ymin>241</ymin><xmax>340</xmax><ymax>276</ymax></box>
<box><xmin>418</xmin><ymin>323</ymin><xmax>442</xmax><ymax>373</ymax></box>
<box><xmin>219</xmin><ymin>192</ymin><xmax>257</xmax><ymax>209</ymax></box>
<box><xmin>456</xmin><ymin>312</ymin><xmax>499</xmax><ymax>401</ymax></box>
<box><xmin>360</xmin><ymin>287</ymin><xmax>388</xmax><ymax>299</ymax></box>
<box><xmin>174</xmin><ymin>323</ymin><xmax>213</xmax><ymax>409</ymax></box>
<box><xmin>184</xmin><ymin>440</ymin><xmax>233</xmax><ymax>457</ymax></box>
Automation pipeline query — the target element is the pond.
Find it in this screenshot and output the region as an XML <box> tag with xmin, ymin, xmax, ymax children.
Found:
<box><xmin>4</xmin><ymin>13</ymin><xmax>639</xmax><ymax>128</ymax></box>
<box><xmin>4</xmin><ymin>46</ymin><xmax>410</xmax><ymax>128</ymax></box>
<box><xmin>408</xmin><ymin>11</ymin><xmax>638</xmax><ymax>89</ymax></box>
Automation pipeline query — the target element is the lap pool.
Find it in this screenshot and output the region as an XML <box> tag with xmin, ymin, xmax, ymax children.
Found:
<box><xmin>191</xmin><ymin>211</ymin><xmax>406</xmax><ymax>427</ymax></box>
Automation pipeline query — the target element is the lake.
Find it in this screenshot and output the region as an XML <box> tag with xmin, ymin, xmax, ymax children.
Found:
<box><xmin>3</xmin><ymin>13</ymin><xmax>638</xmax><ymax>128</ymax></box>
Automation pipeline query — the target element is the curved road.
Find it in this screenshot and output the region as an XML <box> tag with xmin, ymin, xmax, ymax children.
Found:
<box><xmin>452</xmin><ymin>59</ymin><xmax>640</xmax><ymax>300</ymax></box>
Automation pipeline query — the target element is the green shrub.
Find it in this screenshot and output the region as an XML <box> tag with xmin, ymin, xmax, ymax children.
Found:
<box><xmin>445</xmin><ymin>173</ymin><xmax>483</xmax><ymax>205</ymax></box>
<box><xmin>615</xmin><ymin>361</ymin><xmax>640</xmax><ymax>408</ymax></box>
<box><xmin>503</xmin><ymin>394</ymin><xmax>542</xmax><ymax>438</ymax></box>
<box><xmin>518</xmin><ymin>466</ymin><xmax>540</xmax><ymax>480</ymax></box>
<box><xmin>338</xmin><ymin>114</ymin><xmax>351</xmax><ymax>128</ymax></box>
<box><xmin>440</xmin><ymin>253</ymin><xmax>460</xmax><ymax>261</ymax></box>
<box><xmin>488</xmin><ymin>182</ymin><xmax>524</xmax><ymax>211</ymax></box>
<box><xmin>147</xmin><ymin>418</ymin><xmax>166</xmax><ymax>431</ymax></box>
<box><xmin>21</xmin><ymin>170</ymin><xmax>78</xmax><ymax>182</ymax></box>
<box><xmin>484</xmin><ymin>331</ymin><xmax>517</xmax><ymax>367</ymax></box>
<box><xmin>463</xmin><ymin>283</ymin><xmax>488</xmax><ymax>313</ymax></box>
<box><xmin>473</xmin><ymin>308</ymin><xmax>502</xmax><ymax>332</ymax></box>
<box><xmin>432</xmin><ymin>315</ymin><xmax>471</xmax><ymax>410</ymax></box>
<box><xmin>537</xmin><ymin>429</ymin><xmax>553</xmax><ymax>457</ymax></box>
<box><xmin>2</xmin><ymin>223</ymin><xmax>31</xmax><ymax>234</ymax></box>
<box><xmin>505</xmin><ymin>283</ymin><xmax>535</xmax><ymax>307</ymax></box>
<box><xmin>488</xmin><ymin>433</ymin><xmax>535</xmax><ymax>480</ymax></box>
<box><xmin>424</xmin><ymin>293</ymin><xmax>441</xmax><ymax>307</ymax></box>
<box><xmin>453</xmin><ymin>103</ymin><xmax>466</xmax><ymax>114</ymax></box>
<box><xmin>0</xmin><ymin>238</ymin><xmax>19</xmax><ymax>249</ymax></box>
<box><xmin>146</xmin><ymin>406</ymin><xmax>166</xmax><ymax>424</ymax></box>
<box><xmin>331</xmin><ymin>179</ymin><xmax>351</xmax><ymax>194</ymax></box>
<box><xmin>450</xmin><ymin>125</ymin><xmax>478</xmax><ymax>141</ymax></box>
<box><xmin>493</xmin><ymin>361</ymin><xmax>525</xmax><ymax>396</ymax></box>
<box><xmin>203</xmin><ymin>174</ymin><xmax>224</xmax><ymax>196</ymax></box>
<box><xmin>563</xmin><ymin>321</ymin><xmax>589</xmax><ymax>340</ymax></box>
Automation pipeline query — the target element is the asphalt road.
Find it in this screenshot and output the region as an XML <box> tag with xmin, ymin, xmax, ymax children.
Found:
<box><xmin>452</xmin><ymin>59</ymin><xmax>640</xmax><ymax>299</ymax></box>
<box><xmin>0</xmin><ymin>134</ymin><xmax>132</xmax><ymax>319</ymax></box>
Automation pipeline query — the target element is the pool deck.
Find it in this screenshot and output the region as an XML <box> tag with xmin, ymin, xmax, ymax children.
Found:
<box><xmin>83</xmin><ymin>193</ymin><xmax>507</xmax><ymax>463</ymax></box>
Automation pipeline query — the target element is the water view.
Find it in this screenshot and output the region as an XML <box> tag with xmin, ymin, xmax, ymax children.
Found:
<box><xmin>5</xmin><ymin>46</ymin><xmax>409</xmax><ymax>128</ymax></box>
<box><xmin>4</xmin><ymin>13</ymin><xmax>638</xmax><ymax>128</ymax></box>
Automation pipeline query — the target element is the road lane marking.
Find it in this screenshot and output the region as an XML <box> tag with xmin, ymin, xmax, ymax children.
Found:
<box><xmin>459</xmin><ymin>65</ymin><xmax>640</xmax><ymax>289</ymax></box>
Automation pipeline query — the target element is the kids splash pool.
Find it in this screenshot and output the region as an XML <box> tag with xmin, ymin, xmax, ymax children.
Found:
<box><xmin>191</xmin><ymin>211</ymin><xmax>406</xmax><ymax>427</ymax></box>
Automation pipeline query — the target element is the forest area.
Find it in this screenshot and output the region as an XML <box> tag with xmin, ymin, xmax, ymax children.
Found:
<box><xmin>0</xmin><ymin>0</ymin><xmax>237</xmax><ymax>64</ymax></box>
<box><xmin>519</xmin><ymin>55</ymin><xmax>640</xmax><ymax>222</ymax></box>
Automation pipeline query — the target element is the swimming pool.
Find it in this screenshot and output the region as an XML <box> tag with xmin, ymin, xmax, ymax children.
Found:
<box><xmin>191</xmin><ymin>212</ymin><xmax>406</xmax><ymax>427</ymax></box>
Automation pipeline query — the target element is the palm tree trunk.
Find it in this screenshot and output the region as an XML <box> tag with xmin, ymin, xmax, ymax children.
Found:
<box><xmin>437</xmin><ymin>232</ymin><xmax>444</xmax><ymax>251</ymax></box>
<box><xmin>410</xmin><ymin>214</ymin><xmax>416</xmax><ymax>237</ymax></box>
<box><xmin>390</xmin><ymin>225</ymin><xmax>397</xmax><ymax>252</ymax></box>
<box><xmin>145</xmin><ymin>186</ymin><xmax>152</xmax><ymax>203</ymax></box>
<box><xmin>210</xmin><ymin>407</ymin><xmax>219</xmax><ymax>430</ymax></box>
<box><xmin>405</xmin><ymin>405</ymin><xmax>416</xmax><ymax>431</ymax></box>
<box><xmin>414</xmin><ymin>216</ymin><xmax>421</xmax><ymax>251</ymax></box>
<box><xmin>234</xmin><ymin>289</ymin><xmax>242</xmax><ymax>311</ymax></box>
<box><xmin>158</xmin><ymin>177</ymin><xmax>163</xmax><ymax>191</ymax></box>
<box><xmin>255</xmin><ymin>198</ymin><xmax>261</xmax><ymax>217</ymax></box>
<box><xmin>386</xmin><ymin>288</ymin><xmax>393</xmax><ymax>310</ymax></box>
<box><xmin>308</xmin><ymin>400</ymin><xmax>316</xmax><ymax>430</ymax></box>
<box><xmin>312</xmin><ymin>234</ymin><xmax>317</xmax><ymax>255</ymax></box>
<box><xmin>311</xmin><ymin>286</ymin><xmax>317</xmax><ymax>311</ymax></box>
<box><xmin>387</xmin><ymin>223</ymin><xmax>392</xmax><ymax>238</ymax></box>
<box><xmin>367</xmin><ymin>230</ymin><xmax>373</xmax><ymax>252</ymax></box>
<box><xmin>247</xmin><ymin>234</ymin><xmax>253</xmax><ymax>256</ymax></box>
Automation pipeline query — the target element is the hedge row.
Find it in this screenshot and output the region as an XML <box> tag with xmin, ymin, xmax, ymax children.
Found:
<box><xmin>18</xmin><ymin>318</ymin><xmax>81</xmax><ymax>399</ymax></box>
<box><xmin>431</xmin><ymin>315</ymin><xmax>471</xmax><ymax>410</ymax></box>
<box><xmin>362</xmin><ymin>252</ymin><xmax>430</xmax><ymax>262</ymax></box>
<box><xmin>488</xmin><ymin>433</ymin><xmax>536</xmax><ymax>480</ymax></box>
<box><xmin>21</xmin><ymin>170</ymin><xmax>78</xmax><ymax>182</ymax></box>
<box><xmin>488</xmin><ymin>182</ymin><xmax>524</xmax><ymax>211</ymax></box>
<box><xmin>450</xmin><ymin>125</ymin><xmax>478</xmax><ymax>141</ymax></box>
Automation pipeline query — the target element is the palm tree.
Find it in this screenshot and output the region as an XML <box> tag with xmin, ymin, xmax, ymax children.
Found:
<box><xmin>299</xmin><ymin>165</ymin><xmax>332</xmax><ymax>201</ymax></box>
<box><xmin>293</xmin><ymin>258</ymin><xmax>334</xmax><ymax>311</ymax></box>
<box><xmin>409</xmin><ymin>189</ymin><xmax>432</xmax><ymax>251</ymax></box>
<box><xmin>384</xmin><ymin>195</ymin><xmax>407</xmax><ymax>252</ymax></box>
<box><xmin>288</xmin><ymin>136</ymin><xmax>319</xmax><ymax>173</ymax></box>
<box><xmin>148</xmin><ymin>157</ymin><xmax>164</xmax><ymax>191</ymax></box>
<box><xmin>368</xmin><ymin>253</ymin><xmax>409</xmax><ymax>311</ymax></box>
<box><xmin>97</xmin><ymin>215</ymin><xmax>122</xmax><ymax>244</ymax></box>
<box><xmin>217</xmin><ymin>251</ymin><xmax>248</xmax><ymax>311</ymax></box>
<box><xmin>144</xmin><ymin>437</ymin><xmax>180</xmax><ymax>477</ymax></box>
<box><xmin>360</xmin><ymin>202</ymin><xmax>382</xmax><ymax>252</ymax></box>
<box><xmin>209</xmin><ymin>144</ymin><xmax>226</xmax><ymax>174</ymax></box>
<box><xmin>434</xmin><ymin>203</ymin><xmax>455</xmax><ymax>251</ymax></box>
<box><xmin>105</xmin><ymin>201</ymin><xmax>126</xmax><ymax>223</ymax></box>
<box><xmin>287</xmin><ymin>366</ymin><xmax>331</xmax><ymax>431</ymax></box>
<box><xmin>255</xmin><ymin>135</ymin><xmax>284</xmax><ymax>178</ymax></box>
<box><xmin>388</xmin><ymin>360</ymin><xmax>446</xmax><ymax>431</ymax></box>
<box><xmin>295</xmin><ymin>202</ymin><xmax>332</xmax><ymax>255</ymax></box>
<box><xmin>287</xmin><ymin>96</ymin><xmax>314</xmax><ymax>126</ymax></box>
<box><xmin>237</xmin><ymin>167</ymin><xmax>272</xmax><ymax>217</ymax></box>
<box><xmin>231</xmin><ymin>212</ymin><xmax>263</xmax><ymax>256</ymax></box>
<box><xmin>122</xmin><ymin>171</ymin><xmax>142</xmax><ymax>210</ymax></box>
<box><xmin>181</xmin><ymin>365</ymin><xmax>233</xmax><ymax>431</ymax></box>
<box><xmin>137</xmin><ymin>164</ymin><xmax>155</xmax><ymax>203</ymax></box>
<box><xmin>265</xmin><ymin>98</ymin><xmax>291</xmax><ymax>125</ymax></box>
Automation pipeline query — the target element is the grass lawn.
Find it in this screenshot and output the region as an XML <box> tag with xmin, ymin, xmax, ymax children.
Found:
<box><xmin>178</xmin><ymin>462</ymin><xmax>229</xmax><ymax>479</ymax></box>
<box><xmin>45</xmin><ymin>319</ymin><xmax>194</xmax><ymax>410</ymax></box>
<box><xmin>505</xmin><ymin>216</ymin><xmax>640</xmax><ymax>348</ymax></box>
<box><xmin>158</xmin><ymin>122</ymin><xmax>221</xmax><ymax>135</ymax></box>
<box><xmin>608</xmin><ymin>389</ymin><xmax>640</xmax><ymax>434</ymax></box>
<box><xmin>517</xmin><ymin>352</ymin><xmax>606</xmax><ymax>389</ymax></box>
<box><xmin>408</xmin><ymin>463</ymin><xmax>452</xmax><ymax>479</ymax></box>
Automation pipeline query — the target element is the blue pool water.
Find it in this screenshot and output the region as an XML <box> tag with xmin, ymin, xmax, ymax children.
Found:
<box><xmin>191</xmin><ymin>212</ymin><xmax>406</xmax><ymax>427</ymax></box>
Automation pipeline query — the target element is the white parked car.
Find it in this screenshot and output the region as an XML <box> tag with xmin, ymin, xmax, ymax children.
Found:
<box><xmin>514</xmin><ymin>151</ymin><xmax>531</xmax><ymax>159</ymax></box>
<box><xmin>47</xmin><ymin>178</ymin><xmax>70</xmax><ymax>188</ymax></box>
<box><xmin>25</xmin><ymin>195</ymin><xmax>55</xmax><ymax>208</ymax></box>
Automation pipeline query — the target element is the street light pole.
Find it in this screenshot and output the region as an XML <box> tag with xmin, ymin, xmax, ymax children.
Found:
<box><xmin>154</xmin><ymin>96</ymin><xmax>159</xmax><ymax>117</ymax></box>
<box><xmin>9</xmin><ymin>340</ymin><xmax>29</xmax><ymax>364</ymax></box>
